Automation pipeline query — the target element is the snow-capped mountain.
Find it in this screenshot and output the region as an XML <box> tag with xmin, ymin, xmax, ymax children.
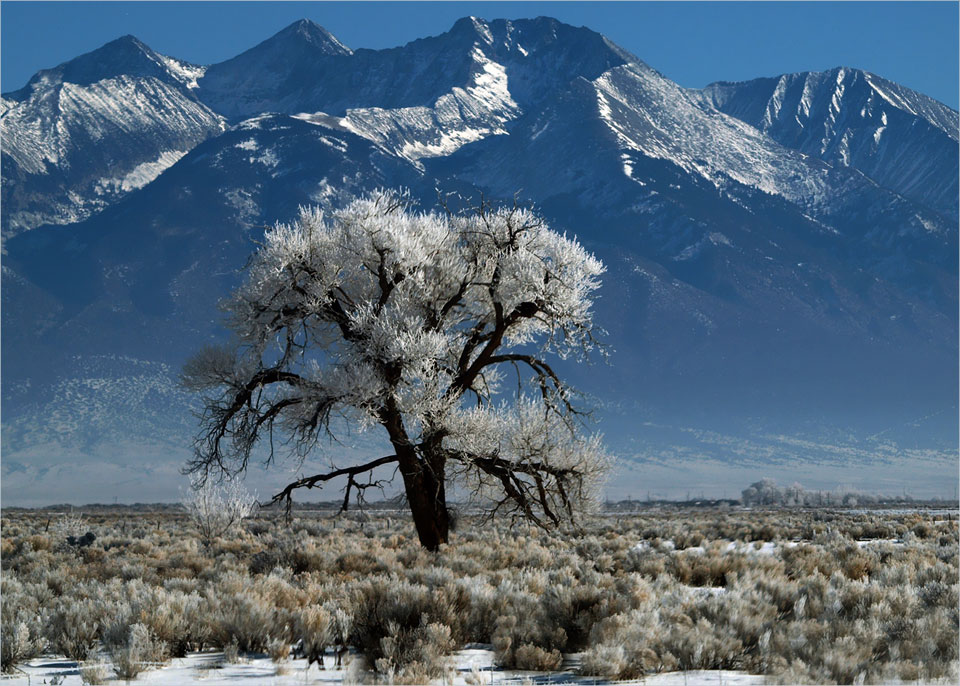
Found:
<box><xmin>698</xmin><ymin>68</ymin><xmax>959</xmax><ymax>221</ymax></box>
<box><xmin>2</xmin><ymin>18</ymin><xmax>956</xmax><ymax>503</ymax></box>
<box><xmin>1</xmin><ymin>35</ymin><xmax>225</xmax><ymax>235</ymax></box>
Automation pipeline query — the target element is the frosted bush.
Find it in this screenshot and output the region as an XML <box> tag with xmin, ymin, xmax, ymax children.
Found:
<box><xmin>1</xmin><ymin>617</ymin><xmax>44</xmax><ymax>673</ymax></box>
<box><xmin>373</xmin><ymin>620</ymin><xmax>455</xmax><ymax>684</ymax></box>
<box><xmin>352</xmin><ymin>580</ymin><xmax>460</xmax><ymax>680</ymax></box>
<box><xmin>298</xmin><ymin>605</ymin><xmax>332</xmax><ymax>668</ymax></box>
<box><xmin>1</xmin><ymin>578</ymin><xmax>47</xmax><ymax>672</ymax></box>
<box><xmin>181</xmin><ymin>479</ymin><xmax>256</xmax><ymax>545</ymax></box>
<box><xmin>148</xmin><ymin>589</ymin><xmax>210</xmax><ymax>656</ymax></box>
<box><xmin>110</xmin><ymin>622</ymin><xmax>168</xmax><ymax>680</ymax></box>
<box><xmin>579</xmin><ymin>643</ymin><xmax>626</xmax><ymax>679</ymax></box>
<box><xmin>45</xmin><ymin>596</ymin><xmax>102</xmax><ymax>661</ymax></box>
<box><xmin>327</xmin><ymin>603</ymin><xmax>355</xmax><ymax>668</ymax></box>
<box><xmin>206</xmin><ymin>589</ymin><xmax>276</xmax><ymax>652</ymax></box>
<box><xmin>511</xmin><ymin>644</ymin><xmax>562</xmax><ymax>671</ymax></box>
<box><xmin>54</xmin><ymin>511</ymin><xmax>88</xmax><ymax>540</ymax></box>
<box><xmin>79</xmin><ymin>660</ymin><xmax>110</xmax><ymax>684</ymax></box>
<box><xmin>267</xmin><ymin>636</ymin><xmax>292</xmax><ymax>664</ymax></box>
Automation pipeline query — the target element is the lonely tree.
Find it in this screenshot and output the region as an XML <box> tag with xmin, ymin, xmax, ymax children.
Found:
<box><xmin>183</xmin><ymin>190</ymin><xmax>609</xmax><ymax>550</ymax></box>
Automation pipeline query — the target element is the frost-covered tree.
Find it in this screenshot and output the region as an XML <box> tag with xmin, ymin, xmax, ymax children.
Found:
<box><xmin>183</xmin><ymin>190</ymin><xmax>610</xmax><ymax>550</ymax></box>
<box><xmin>181</xmin><ymin>479</ymin><xmax>256</xmax><ymax>545</ymax></box>
<box><xmin>741</xmin><ymin>479</ymin><xmax>783</xmax><ymax>507</ymax></box>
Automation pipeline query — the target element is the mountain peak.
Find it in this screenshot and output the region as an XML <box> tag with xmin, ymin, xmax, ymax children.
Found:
<box><xmin>441</xmin><ymin>15</ymin><xmax>636</xmax><ymax>64</ymax></box>
<box><xmin>195</xmin><ymin>19</ymin><xmax>351</xmax><ymax>117</ymax></box>
<box><xmin>4</xmin><ymin>33</ymin><xmax>171</xmax><ymax>97</ymax></box>
<box><xmin>111</xmin><ymin>34</ymin><xmax>149</xmax><ymax>49</ymax></box>
<box><xmin>268</xmin><ymin>18</ymin><xmax>352</xmax><ymax>55</ymax></box>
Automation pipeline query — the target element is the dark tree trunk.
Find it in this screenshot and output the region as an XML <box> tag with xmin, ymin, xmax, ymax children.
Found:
<box><xmin>398</xmin><ymin>452</ymin><xmax>449</xmax><ymax>551</ymax></box>
<box><xmin>381</xmin><ymin>394</ymin><xmax>449</xmax><ymax>551</ymax></box>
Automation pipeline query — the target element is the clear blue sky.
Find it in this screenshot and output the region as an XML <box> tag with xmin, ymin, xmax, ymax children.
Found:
<box><xmin>2</xmin><ymin>1</ymin><xmax>958</xmax><ymax>108</ymax></box>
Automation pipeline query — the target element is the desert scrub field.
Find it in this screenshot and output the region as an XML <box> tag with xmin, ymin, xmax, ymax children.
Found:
<box><xmin>1</xmin><ymin>507</ymin><xmax>957</xmax><ymax>684</ymax></box>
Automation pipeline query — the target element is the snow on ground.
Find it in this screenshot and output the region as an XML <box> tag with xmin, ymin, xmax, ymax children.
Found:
<box><xmin>3</xmin><ymin>650</ymin><xmax>767</xmax><ymax>685</ymax></box>
<box><xmin>634</xmin><ymin>538</ymin><xmax>906</xmax><ymax>556</ymax></box>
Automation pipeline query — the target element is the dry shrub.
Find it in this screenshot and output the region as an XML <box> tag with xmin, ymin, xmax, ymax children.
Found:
<box><xmin>206</xmin><ymin>589</ymin><xmax>277</xmax><ymax>652</ymax></box>
<box><xmin>351</xmin><ymin>579</ymin><xmax>461</xmax><ymax>680</ymax></box>
<box><xmin>110</xmin><ymin>622</ymin><xmax>168</xmax><ymax>680</ymax></box>
<box><xmin>1</xmin><ymin>578</ymin><xmax>47</xmax><ymax>673</ymax></box>
<box><xmin>579</xmin><ymin>643</ymin><xmax>626</xmax><ymax>679</ymax></box>
<box><xmin>267</xmin><ymin>636</ymin><xmax>291</xmax><ymax>663</ymax></box>
<box><xmin>223</xmin><ymin>639</ymin><xmax>240</xmax><ymax>663</ymax></box>
<box><xmin>512</xmin><ymin>643</ymin><xmax>562</xmax><ymax>671</ymax></box>
<box><xmin>24</xmin><ymin>534</ymin><xmax>53</xmax><ymax>553</ymax></box>
<box><xmin>335</xmin><ymin>551</ymin><xmax>389</xmax><ymax>577</ymax></box>
<box><xmin>374</xmin><ymin>620</ymin><xmax>455</xmax><ymax>683</ymax></box>
<box><xmin>491</xmin><ymin>612</ymin><xmax>567</xmax><ymax>669</ymax></box>
<box><xmin>1</xmin><ymin>617</ymin><xmax>45</xmax><ymax>673</ymax></box>
<box><xmin>298</xmin><ymin>605</ymin><xmax>332</xmax><ymax>667</ymax></box>
<box><xmin>45</xmin><ymin>596</ymin><xmax>102</xmax><ymax>661</ymax></box>
<box><xmin>842</xmin><ymin>552</ymin><xmax>874</xmax><ymax>580</ymax></box>
<box><xmin>80</xmin><ymin>660</ymin><xmax>110</xmax><ymax>684</ymax></box>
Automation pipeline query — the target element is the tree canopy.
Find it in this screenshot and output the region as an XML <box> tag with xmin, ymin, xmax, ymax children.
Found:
<box><xmin>183</xmin><ymin>190</ymin><xmax>610</xmax><ymax>549</ymax></box>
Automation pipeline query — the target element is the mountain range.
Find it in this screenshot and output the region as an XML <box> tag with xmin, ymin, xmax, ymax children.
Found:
<box><xmin>2</xmin><ymin>17</ymin><xmax>957</xmax><ymax>505</ymax></box>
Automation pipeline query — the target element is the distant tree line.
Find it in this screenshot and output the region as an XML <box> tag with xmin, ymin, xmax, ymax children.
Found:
<box><xmin>740</xmin><ymin>478</ymin><xmax>928</xmax><ymax>507</ymax></box>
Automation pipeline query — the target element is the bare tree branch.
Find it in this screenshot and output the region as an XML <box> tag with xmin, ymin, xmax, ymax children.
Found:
<box><xmin>267</xmin><ymin>454</ymin><xmax>401</xmax><ymax>515</ymax></box>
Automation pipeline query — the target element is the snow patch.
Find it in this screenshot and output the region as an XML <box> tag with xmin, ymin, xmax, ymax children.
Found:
<box><xmin>530</xmin><ymin>120</ymin><xmax>551</xmax><ymax>141</ymax></box>
<box><xmin>334</xmin><ymin>47</ymin><xmax>518</xmax><ymax>161</ymax></box>
<box><xmin>96</xmin><ymin>149</ymin><xmax>187</xmax><ymax>194</ymax></box>
<box><xmin>252</xmin><ymin>146</ymin><xmax>279</xmax><ymax>168</ymax></box>
<box><xmin>708</xmin><ymin>232</ymin><xmax>732</xmax><ymax>247</ymax></box>
<box><xmin>159</xmin><ymin>55</ymin><xmax>206</xmax><ymax>89</ymax></box>
<box><xmin>4</xmin><ymin>650</ymin><xmax>768</xmax><ymax>686</ymax></box>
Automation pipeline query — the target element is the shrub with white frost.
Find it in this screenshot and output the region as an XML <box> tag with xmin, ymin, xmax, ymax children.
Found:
<box><xmin>181</xmin><ymin>479</ymin><xmax>255</xmax><ymax>545</ymax></box>
<box><xmin>109</xmin><ymin>623</ymin><xmax>168</xmax><ymax>681</ymax></box>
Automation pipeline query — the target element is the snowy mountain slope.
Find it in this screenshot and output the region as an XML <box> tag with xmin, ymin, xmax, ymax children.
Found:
<box><xmin>1</xmin><ymin>113</ymin><xmax>432</xmax><ymax>484</ymax></box>
<box><xmin>438</xmin><ymin>58</ymin><xmax>955</xmax><ymax>289</ymax></box>
<box><xmin>1</xmin><ymin>17</ymin><xmax>957</xmax><ymax>502</ymax></box>
<box><xmin>697</xmin><ymin>68</ymin><xmax>959</xmax><ymax>220</ymax></box>
<box><xmin>1</xmin><ymin>36</ymin><xmax>225</xmax><ymax>235</ymax></box>
<box><xmin>590</xmin><ymin>64</ymin><xmax>954</xmax><ymax>258</ymax></box>
<box><xmin>296</xmin><ymin>43</ymin><xmax>521</xmax><ymax>162</ymax></box>
<box><xmin>3</xmin><ymin>113</ymin><xmax>426</xmax><ymax>357</ymax></box>
<box><xmin>0</xmin><ymin>356</ymin><xmax>194</xmax><ymax>456</ymax></box>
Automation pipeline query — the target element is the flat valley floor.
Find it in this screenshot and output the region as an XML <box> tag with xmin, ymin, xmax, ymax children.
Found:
<box><xmin>2</xmin><ymin>507</ymin><xmax>957</xmax><ymax>684</ymax></box>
